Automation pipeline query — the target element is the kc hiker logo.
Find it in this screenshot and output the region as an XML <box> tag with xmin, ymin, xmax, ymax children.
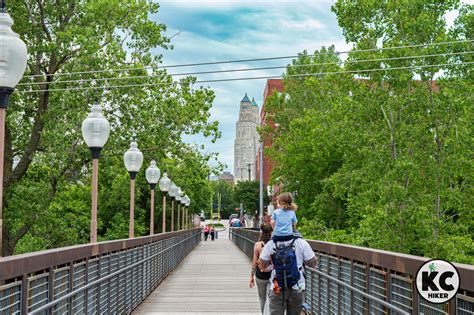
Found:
<box><xmin>416</xmin><ymin>259</ymin><xmax>460</xmax><ymax>304</ymax></box>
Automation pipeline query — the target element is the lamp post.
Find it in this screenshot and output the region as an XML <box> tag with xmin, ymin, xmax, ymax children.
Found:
<box><xmin>145</xmin><ymin>160</ymin><xmax>160</xmax><ymax>235</ymax></box>
<box><xmin>175</xmin><ymin>188</ymin><xmax>182</xmax><ymax>231</ymax></box>
<box><xmin>81</xmin><ymin>104</ymin><xmax>110</xmax><ymax>243</ymax></box>
<box><xmin>178</xmin><ymin>197</ymin><xmax>184</xmax><ymax>230</ymax></box>
<box><xmin>159</xmin><ymin>173</ymin><xmax>171</xmax><ymax>233</ymax></box>
<box><xmin>168</xmin><ymin>182</ymin><xmax>177</xmax><ymax>233</ymax></box>
<box><xmin>182</xmin><ymin>195</ymin><xmax>187</xmax><ymax>229</ymax></box>
<box><xmin>124</xmin><ymin>141</ymin><xmax>143</xmax><ymax>238</ymax></box>
<box><xmin>0</xmin><ymin>2</ymin><xmax>28</xmax><ymax>256</ymax></box>
<box><xmin>187</xmin><ymin>197</ymin><xmax>191</xmax><ymax>229</ymax></box>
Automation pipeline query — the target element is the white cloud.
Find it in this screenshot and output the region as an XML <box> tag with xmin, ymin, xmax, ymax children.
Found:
<box><xmin>154</xmin><ymin>0</ymin><xmax>347</xmax><ymax>173</ymax></box>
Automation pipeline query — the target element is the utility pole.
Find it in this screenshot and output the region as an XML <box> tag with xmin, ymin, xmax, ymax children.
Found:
<box><xmin>247</xmin><ymin>163</ymin><xmax>253</xmax><ymax>181</ymax></box>
<box><xmin>217</xmin><ymin>192</ymin><xmax>221</xmax><ymax>219</ymax></box>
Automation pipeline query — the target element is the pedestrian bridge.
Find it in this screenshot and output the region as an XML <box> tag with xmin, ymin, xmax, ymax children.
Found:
<box><xmin>0</xmin><ymin>227</ymin><xmax>473</xmax><ymax>314</ymax></box>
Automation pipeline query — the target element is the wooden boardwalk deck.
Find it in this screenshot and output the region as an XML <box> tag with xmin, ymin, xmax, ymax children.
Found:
<box><xmin>133</xmin><ymin>226</ymin><xmax>261</xmax><ymax>315</ymax></box>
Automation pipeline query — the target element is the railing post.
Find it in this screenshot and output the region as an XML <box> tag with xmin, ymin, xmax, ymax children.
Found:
<box><xmin>68</xmin><ymin>262</ymin><xmax>74</xmax><ymax>314</ymax></box>
<box><xmin>21</xmin><ymin>275</ymin><xmax>28</xmax><ymax>315</ymax></box>
<box><xmin>48</xmin><ymin>267</ymin><xmax>54</xmax><ymax>315</ymax></box>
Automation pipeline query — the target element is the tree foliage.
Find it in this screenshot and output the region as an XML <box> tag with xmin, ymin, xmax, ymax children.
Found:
<box><xmin>261</xmin><ymin>1</ymin><xmax>473</xmax><ymax>263</ymax></box>
<box><xmin>6</xmin><ymin>0</ymin><xmax>220</xmax><ymax>255</ymax></box>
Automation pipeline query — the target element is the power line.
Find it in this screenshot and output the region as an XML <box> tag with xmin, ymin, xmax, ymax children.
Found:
<box><xmin>22</xmin><ymin>39</ymin><xmax>474</xmax><ymax>79</ymax></box>
<box><xmin>17</xmin><ymin>61</ymin><xmax>473</xmax><ymax>94</ymax></box>
<box><xmin>17</xmin><ymin>51</ymin><xmax>473</xmax><ymax>87</ymax></box>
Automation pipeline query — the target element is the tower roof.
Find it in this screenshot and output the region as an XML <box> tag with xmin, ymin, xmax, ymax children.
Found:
<box><xmin>251</xmin><ymin>97</ymin><xmax>258</xmax><ymax>107</ymax></box>
<box><xmin>241</xmin><ymin>93</ymin><xmax>251</xmax><ymax>103</ymax></box>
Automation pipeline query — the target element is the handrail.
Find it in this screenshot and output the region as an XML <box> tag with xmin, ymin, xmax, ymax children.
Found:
<box><xmin>305</xmin><ymin>266</ymin><xmax>409</xmax><ymax>315</ymax></box>
<box><xmin>230</xmin><ymin>228</ymin><xmax>474</xmax><ymax>315</ymax></box>
<box><xmin>29</xmin><ymin>231</ymin><xmax>201</xmax><ymax>314</ymax></box>
<box><xmin>0</xmin><ymin>228</ymin><xmax>201</xmax><ymax>314</ymax></box>
<box><xmin>231</xmin><ymin>228</ymin><xmax>474</xmax><ymax>292</ymax></box>
<box><xmin>0</xmin><ymin>228</ymin><xmax>199</xmax><ymax>280</ymax></box>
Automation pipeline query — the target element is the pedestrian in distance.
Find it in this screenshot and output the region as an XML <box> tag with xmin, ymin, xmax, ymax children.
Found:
<box><xmin>210</xmin><ymin>226</ymin><xmax>215</xmax><ymax>241</ymax></box>
<box><xmin>249</xmin><ymin>223</ymin><xmax>273</xmax><ymax>314</ymax></box>
<box><xmin>203</xmin><ymin>225</ymin><xmax>210</xmax><ymax>241</ymax></box>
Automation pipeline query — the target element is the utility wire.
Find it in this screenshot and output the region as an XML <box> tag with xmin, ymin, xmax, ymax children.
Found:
<box><xmin>17</xmin><ymin>61</ymin><xmax>473</xmax><ymax>94</ymax></box>
<box><xmin>17</xmin><ymin>51</ymin><xmax>473</xmax><ymax>87</ymax></box>
<box><xmin>22</xmin><ymin>39</ymin><xmax>474</xmax><ymax>79</ymax></box>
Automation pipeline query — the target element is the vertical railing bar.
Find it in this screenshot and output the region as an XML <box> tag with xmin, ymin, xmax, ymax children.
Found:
<box><xmin>338</xmin><ymin>257</ymin><xmax>341</xmax><ymax>315</ymax></box>
<box><xmin>108</xmin><ymin>253</ymin><xmax>112</xmax><ymax>314</ymax></box>
<box><xmin>386</xmin><ymin>269</ymin><xmax>391</xmax><ymax>315</ymax></box>
<box><xmin>448</xmin><ymin>297</ymin><xmax>456</xmax><ymax>315</ymax></box>
<box><xmin>96</xmin><ymin>254</ymin><xmax>101</xmax><ymax>315</ymax></box>
<box><xmin>327</xmin><ymin>254</ymin><xmax>330</xmax><ymax>314</ymax></box>
<box><xmin>84</xmin><ymin>257</ymin><xmax>89</xmax><ymax>314</ymax></box>
<box><xmin>20</xmin><ymin>274</ymin><xmax>28</xmax><ymax>315</ymax></box>
<box><xmin>68</xmin><ymin>262</ymin><xmax>74</xmax><ymax>315</ymax></box>
<box><xmin>412</xmin><ymin>275</ymin><xmax>418</xmax><ymax>314</ymax></box>
<box><xmin>350</xmin><ymin>258</ymin><xmax>354</xmax><ymax>314</ymax></box>
<box><xmin>47</xmin><ymin>267</ymin><xmax>53</xmax><ymax>315</ymax></box>
<box><xmin>318</xmin><ymin>252</ymin><xmax>321</xmax><ymax>315</ymax></box>
<box><xmin>365</xmin><ymin>263</ymin><xmax>370</xmax><ymax>315</ymax></box>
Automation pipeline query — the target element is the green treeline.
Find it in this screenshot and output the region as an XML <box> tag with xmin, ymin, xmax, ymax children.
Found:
<box><xmin>261</xmin><ymin>1</ymin><xmax>473</xmax><ymax>263</ymax></box>
<box><xmin>3</xmin><ymin>1</ymin><xmax>221</xmax><ymax>256</ymax></box>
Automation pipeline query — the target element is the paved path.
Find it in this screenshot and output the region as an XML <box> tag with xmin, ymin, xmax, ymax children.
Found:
<box><xmin>133</xmin><ymin>225</ymin><xmax>261</xmax><ymax>315</ymax></box>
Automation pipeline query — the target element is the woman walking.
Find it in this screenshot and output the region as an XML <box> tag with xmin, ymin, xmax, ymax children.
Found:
<box><xmin>249</xmin><ymin>223</ymin><xmax>273</xmax><ymax>314</ymax></box>
<box><xmin>203</xmin><ymin>225</ymin><xmax>210</xmax><ymax>241</ymax></box>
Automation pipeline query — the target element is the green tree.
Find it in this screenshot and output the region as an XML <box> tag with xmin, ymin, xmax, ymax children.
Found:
<box><xmin>210</xmin><ymin>180</ymin><xmax>237</xmax><ymax>219</ymax></box>
<box><xmin>5</xmin><ymin>0</ymin><xmax>220</xmax><ymax>255</ymax></box>
<box><xmin>261</xmin><ymin>1</ymin><xmax>473</xmax><ymax>263</ymax></box>
<box><xmin>233</xmin><ymin>181</ymin><xmax>269</xmax><ymax>217</ymax></box>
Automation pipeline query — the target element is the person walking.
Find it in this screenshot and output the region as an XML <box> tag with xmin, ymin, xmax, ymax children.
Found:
<box><xmin>249</xmin><ymin>224</ymin><xmax>273</xmax><ymax>314</ymax></box>
<box><xmin>210</xmin><ymin>226</ymin><xmax>215</xmax><ymax>241</ymax></box>
<box><xmin>258</xmin><ymin>234</ymin><xmax>317</xmax><ymax>315</ymax></box>
<box><xmin>203</xmin><ymin>225</ymin><xmax>210</xmax><ymax>241</ymax></box>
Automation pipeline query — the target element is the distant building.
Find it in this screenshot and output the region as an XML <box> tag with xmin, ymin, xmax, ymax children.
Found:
<box><xmin>234</xmin><ymin>93</ymin><xmax>260</xmax><ymax>182</ymax></box>
<box><xmin>256</xmin><ymin>79</ymin><xmax>284</xmax><ymax>199</ymax></box>
<box><xmin>218</xmin><ymin>172</ymin><xmax>235</xmax><ymax>186</ymax></box>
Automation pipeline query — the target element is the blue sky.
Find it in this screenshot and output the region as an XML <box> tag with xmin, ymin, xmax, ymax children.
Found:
<box><xmin>148</xmin><ymin>1</ymin><xmax>351</xmax><ymax>173</ymax></box>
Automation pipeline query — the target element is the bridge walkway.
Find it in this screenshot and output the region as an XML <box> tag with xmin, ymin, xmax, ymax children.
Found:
<box><xmin>133</xmin><ymin>228</ymin><xmax>260</xmax><ymax>315</ymax></box>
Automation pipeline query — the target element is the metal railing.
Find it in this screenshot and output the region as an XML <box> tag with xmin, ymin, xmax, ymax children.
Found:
<box><xmin>0</xmin><ymin>228</ymin><xmax>201</xmax><ymax>314</ymax></box>
<box><xmin>230</xmin><ymin>228</ymin><xmax>474</xmax><ymax>315</ymax></box>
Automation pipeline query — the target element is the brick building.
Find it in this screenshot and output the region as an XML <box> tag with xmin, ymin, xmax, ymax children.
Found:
<box><xmin>255</xmin><ymin>79</ymin><xmax>284</xmax><ymax>200</ymax></box>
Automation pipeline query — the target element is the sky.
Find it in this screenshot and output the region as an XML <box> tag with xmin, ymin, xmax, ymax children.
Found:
<box><xmin>150</xmin><ymin>0</ymin><xmax>351</xmax><ymax>174</ymax></box>
<box><xmin>149</xmin><ymin>0</ymin><xmax>465</xmax><ymax>174</ymax></box>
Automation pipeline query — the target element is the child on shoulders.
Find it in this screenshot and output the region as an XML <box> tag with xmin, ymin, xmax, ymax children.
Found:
<box><xmin>271</xmin><ymin>192</ymin><xmax>299</xmax><ymax>241</ymax></box>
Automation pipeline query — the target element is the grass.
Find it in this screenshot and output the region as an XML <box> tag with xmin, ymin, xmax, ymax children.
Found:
<box><xmin>207</xmin><ymin>223</ymin><xmax>224</xmax><ymax>228</ymax></box>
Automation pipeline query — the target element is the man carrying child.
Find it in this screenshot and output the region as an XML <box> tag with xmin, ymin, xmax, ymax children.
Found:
<box><xmin>258</xmin><ymin>192</ymin><xmax>317</xmax><ymax>315</ymax></box>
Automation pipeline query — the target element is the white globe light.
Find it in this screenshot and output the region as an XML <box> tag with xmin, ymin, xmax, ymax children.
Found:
<box><xmin>159</xmin><ymin>173</ymin><xmax>171</xmax><ymax>192</ymax></box>
<box><xmin>169</xmin><ymin>182</ymin><xmax>178</xmax><ymax>198</ymax></box>
<box><xmin>81</xmin><ymin>104</ymin><xmax>110</xmax><ymax>150</ymax></box>
<box><xmin>123</xmin><ymin>141</ymin><xmax>143</xmax><ymax>173</ymax></box>
<box><xmin>176</xmin><ymin>188</ymin><xmax>183</xmax><ymax>201</ymax></box>
<box><xmin>145</xmin><ymin>160</ymin><xmax>161</xmax><ymax>185</ymax></box>
<box><xmin>0</xmin><ymin>12</ymin><xmax>28</xmax><ymax>89</ymax></box>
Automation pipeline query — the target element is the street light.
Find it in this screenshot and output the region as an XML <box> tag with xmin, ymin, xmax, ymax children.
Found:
<box><xmin>175</xmin><ymin>188</ymin><xmax>183</xmax><ymax>231</ymax></box>
<box><xmin>159</xmin><ymin>172</ymin><xmax>171</xmax><ymax>233</ymax></box>
<box><xmin>145</xmin><ymin>160</ymin><xmax>160</xmax><ymax>235</ymax></box>
<box><xmin>168</xmin><ymin>183</ymin><xmax>178</xmax><ymax>233</ymax></box>
<box><xmin>0</xmin><ymin>2</ymin><xmax>28</xmax><ymax>256</ymax></box>
<box><xmin>182</xmin><ymin>195</ymin><xmax>188</xmax><ymax>229</ymax></box>
<box><xmin>124</xmin><ymin>141</ymin><xmax>143</xmax><ymax>238</ymax></box>
<box><xmin>184</xmin><ymin>195</ymin><xmax>190</xmax><ymax>229</ymax></box>
<box><xmin>81</xmin><ymin>104</ymin><xmax>110</xmax><ymax>243</ymax></box>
